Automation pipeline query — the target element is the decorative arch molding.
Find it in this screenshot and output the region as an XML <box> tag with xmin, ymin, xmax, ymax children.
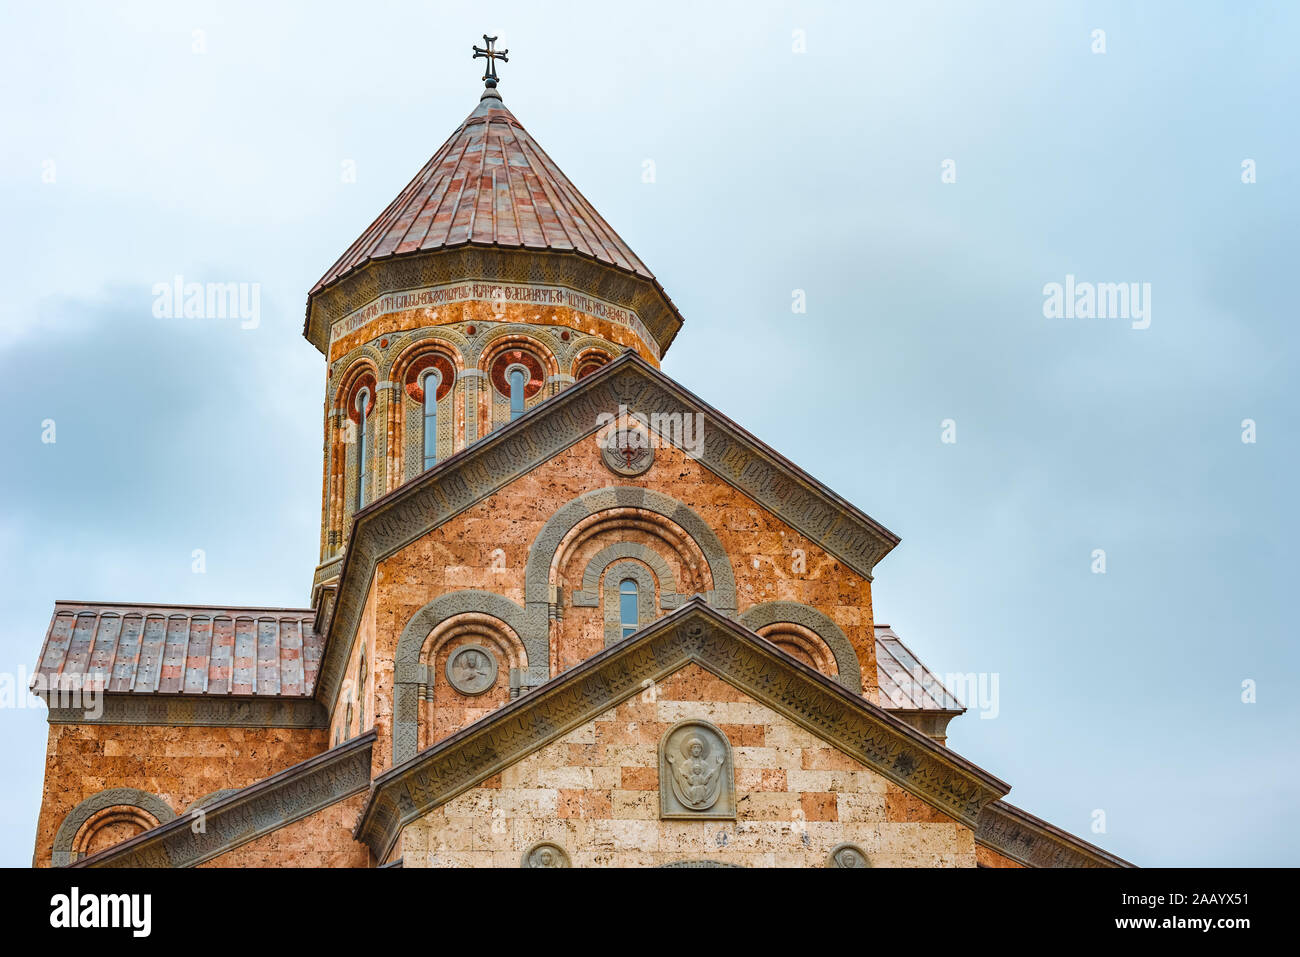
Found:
<box><xmin>571</xmin><ymin>542</ymin><xmax>686</xmax><ymax>611</ymax></box>
<box><xmin>52</xmin><ymin>788</ymin><xmax>176</xmax><ymax>866</ymax></box>
<box><xmin>392</xmin><ymin>590</ymin><xmax>543</xmax><ymax>765</ymax></box>
<box><xmin>329</xmin><ymin>354</ymin><xmax>382</xmax><ymax>412</ymax></box>
<box><xmin>389</xmin><ymin>334</ymin><xmax>466</xmax><ymax>382</ymax></box>
<box><xmin>476</xmin><ymin>327</ymin><xmax>563</xmax><ymax>371</ymax></box>
<box><xmin>738</xmin><ymin>602</ymin><xmax>863</xmax><ymax>693</ymax></box>
<box><xmin>760</xmin><ymin>621</ymin><xmax>838</xmax><ymax>676</ymax></box>
<box><xmin>525</xmin><ymin>487</ymin><xmax>738</xmax><ymax>621</ymax></box>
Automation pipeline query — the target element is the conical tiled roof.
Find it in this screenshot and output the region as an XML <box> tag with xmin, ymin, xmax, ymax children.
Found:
<box><xmin>311</xmin><ymin>88</ymin><xmax>656</xmax><ymax>295</ymax></box>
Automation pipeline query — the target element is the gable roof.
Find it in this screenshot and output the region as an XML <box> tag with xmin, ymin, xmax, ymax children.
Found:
<box><xmin>353</xmin><ymin>600</ymin><xmax>1010</xmax><ymax>861</ymax></box>
<box><xmin>317</xmin><ymin>350</ymin><xmax>901</xmax><ymax>712</ymax></box>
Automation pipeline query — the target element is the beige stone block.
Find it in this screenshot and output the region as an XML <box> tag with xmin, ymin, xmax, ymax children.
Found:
<box><xmin>591</xmin><ymin>765</ymin><xmax>620</xmax><ymax>789</ymax></box>
<box><xmin>443</xmin><ymin>789</ymin><xmax>493</xmax><ymax>817</ymax></box>
<box><xmin>536</xmin><ymin>765</ymin><xmax>593</xmax><ymax>789</ymax></box>
<box><xmin>784</xmin><ymin>768</ymin><xmax>858</xmax><ymax>792</ymax></box>
<box><xmin>736</xmin><ymin>791</ymin><xmax>803</xmax><ymax>822</ymax></box>
<box><xmin>763</xmin><ymin>722</ymin><xmax>820</xmax><ymax>750</ymax></box>
<box><xmin>493</xmin><ymin>787</ymin><xmax>558</xmax><ymax>817</ymax></box>
<box><xmin>566</xmin><ymin>720</ymin><xmax>597</xmax><ymax>745</ymax></box>
<box><xmin>583</xmin><ymin>818</ymin><xmax>660</xmax><ymax>851</ymax></box>
<box><xmin>610</xmin><ymin>789</ymin><xmax>657</xmax><ymax>820</ymax></box>
<box><xmin>427</xmin><ymin>849</ymin><xmax>493</xmax><ymax>868</ymax></box>
<box><xmin>732</xmin><ymin>745</ymin><xmax>793</xmax><ymax>770</ymax></box>
<box><xmin>837</xmin><ymin>790</ymin><xmax>887</xmax><ymax>823</ymax></box>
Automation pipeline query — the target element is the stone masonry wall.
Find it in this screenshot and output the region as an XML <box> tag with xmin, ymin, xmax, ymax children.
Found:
<box><xmin>198</xmin><ymin>792</ymin><xmax>370</xmax><ymax>868</ymax></box>
<box><xmin>335</xmin><ymin>435</ymin><xmax>877</xmax><ymax>775</ymax></box>
<box><xmin>400</xmin><ymin>664</ymin><xmax>972</xmax><ymax>868</ymax></box>
<box><xmin>33</xmin><ymin>723</ymin><xmax>326</xmax><ymax>867</ymax></box>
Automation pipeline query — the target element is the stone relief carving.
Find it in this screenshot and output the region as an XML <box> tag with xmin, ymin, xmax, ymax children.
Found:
<box><xmin>827</xmin><ymin>843</ymin><xmax>870</xmax><ymax>868</ymax></box>
<box><xmin>521</xmin><ymin>841</ymin><xmax>570</xmax><ymax>868</ymax></box>
<box><xmin>658</xmin><ymin>719</ymin><xmax>735</xmax><ymax>820</ymax></box>
<box><xmin>445</xmin><ymin>644</ymin><xmax>499</xmax><ymax>696</ymax></box>
<box><xmin>599</xmin><ymin>426</ymin><xmax>654</xmax><ymax>476</ymax></box>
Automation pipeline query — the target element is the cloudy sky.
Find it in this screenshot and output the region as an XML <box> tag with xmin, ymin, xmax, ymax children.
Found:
<box><xmin>1</xmin><ymin>0</ymin><xmax>1296</xmax><ymax>866</ymax></box>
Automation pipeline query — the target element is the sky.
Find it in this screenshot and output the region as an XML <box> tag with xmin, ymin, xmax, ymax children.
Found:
<box><xmin>1</xmin><ymin>0</ymin><xmax>1296</xmax><ymax>867</ymax></box>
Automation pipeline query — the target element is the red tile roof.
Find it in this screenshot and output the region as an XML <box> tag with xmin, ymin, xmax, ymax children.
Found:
<box><xmin>310</xmin><ymin>88</ymin><xmax>655</xmax><ymax>296</ymax></box>
<box><xmin>32</xmin><ymin>601</ymin><xmax>322</xmax><ymax>697</ymax></box>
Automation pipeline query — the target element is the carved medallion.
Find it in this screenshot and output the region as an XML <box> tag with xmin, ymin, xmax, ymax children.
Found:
<box><xmin>599</xmin><ymin>427</ymin><xmax>654</xmax><ymax>477</ymax></box>
<box><xmin>658</xmin><ymin>719</ymin><xmax>735</xmax><ymax>819</ymax></box>
<box><xmin>827</xmin><ymin>843</ymin><xmax>870</xmax><ymax>868</ymax></box>
<box><xmin>444</xmin><ymin>644</ymin><xmax>498</xmax><ymax>696</ymax></box>
<box><xmin>521</xmin><ymin>841</ymin><xmax>570</xmax><ymax>868</ymax></box>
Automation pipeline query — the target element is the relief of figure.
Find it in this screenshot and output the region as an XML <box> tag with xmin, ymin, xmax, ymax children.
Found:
<box><xmin>658</xmin><ymin>720</ymin><xmax>735</xmax><ymax>819</ymax></box>
<box><xmin>455</xmin><ymin>649</ymin><xmax>488</xmax><ymax>684</ymax></box>
<box><xmin>667</xmin><ymin>733</ymin><xmax>725</xmax><ymax>810</ymax></box>
<box><xmin>445</xmin><ymin>644</ymin><xmax>498</xmax><ymax>696</ymax></box>
<box><xmin>828</xmin><ymin>843</ymin><xmax>870</xmax><ymax>868</ymax></box>
<box><xmin>521</xmin><ymin>841</ymin><xmax>570</xmax><ymax>868</ymax></box>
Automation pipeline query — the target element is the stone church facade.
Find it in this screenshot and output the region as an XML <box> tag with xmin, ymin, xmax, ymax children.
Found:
<box><xmin>29</xmin><ymin>58</ymin><xmax>1130</xmax><ymax>869</ymax></box>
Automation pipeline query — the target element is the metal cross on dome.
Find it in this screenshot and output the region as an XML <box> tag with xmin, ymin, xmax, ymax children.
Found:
<box><xmin>472</xmin><ymin>35</ymin><xmax>509</xmax><ymax>87</ymax></box>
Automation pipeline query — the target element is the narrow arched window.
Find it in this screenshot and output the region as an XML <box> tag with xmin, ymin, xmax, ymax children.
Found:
<box><xmin>354</xmin><ymin>387</ymin><xmax>371</xmax><ymax>510</ymax></box>
<box><xmin>619</xmin><ymin>578</ymin><xmax>638</xmax><ymax>640</ymax></box>
<box><xmin>508</xmin><ymin>367</ymin><xmax>526</xmax><ymax>420</ymax></box>
<box><xmin>421</xmin><ymin>369</ymin><xmax>441</xmax><ymax>471</ymax></box>
<box><xmin>357</xmin><ymin>654</ymin><xmax>367</xmax><ymax>731</ymax></box>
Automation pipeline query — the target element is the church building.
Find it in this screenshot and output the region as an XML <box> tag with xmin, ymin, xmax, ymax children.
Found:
<box><xmin>30</xmin><ymin>41</ymin><xmax>1131</xmax><ymax>869</ymax></box>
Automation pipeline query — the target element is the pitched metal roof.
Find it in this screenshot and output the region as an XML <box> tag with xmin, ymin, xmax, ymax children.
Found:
<box><xmin>310</xmin><ymin>87</ymin><xmax>655</xmax><ymax>296</ymax></box>
<box><xmin>33</xmin><ymin>601</ymin><xmax>322</xmax><ymax>697</ymax></box>
<box><xmin>875</xmin><ymin>624</ymin><xmax>964</xmax><ymax>712</ymax></box>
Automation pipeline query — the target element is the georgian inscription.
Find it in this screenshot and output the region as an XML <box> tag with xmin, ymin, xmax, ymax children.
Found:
<box><xmin>330</xmin><ymin>281</ymin><xmax>657</xmax><ymax>357</ymax></box>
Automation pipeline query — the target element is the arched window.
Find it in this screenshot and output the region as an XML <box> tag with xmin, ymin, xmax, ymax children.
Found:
<box><xmin>421</xmin><ymin>369</ymin><xmax>441</xmax><ymax>471</ymax></box>
<box><xmin>354</xmin><ymin>386</ymin><xmax>371</xmax><ymax>510</ymax></box>
<box><xmin>508</xmin><ymin>366</ymin><xmax>526</xmax><ymax>420</ymax></box>
<box><xmin>619</xmin><ymin>578</ymin><xmax>639</xmax><ymax>640</ymax></box>
<box><xmin>344</xmin><ymin>697</ymin><xmax>353</xmax><ymax>741</ymax></box>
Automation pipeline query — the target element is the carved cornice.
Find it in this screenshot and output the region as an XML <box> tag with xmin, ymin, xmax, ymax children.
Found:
<box><xmin>976</xmin><ymin>800</ymin><xmax>1135</xmax><ymax>869</ymax></box>
<box><xmin>353</xmin><ymin>602</ymin><xmax>1007</xmax><ymax>861</ymax></box>
<box><xmin>70</xmin><ymin>731</ymin><xmax>376</xmax><ymax>868</ymax></box>
<box><xmin>47</xmin><ymin>694</ymin><xmax>327</xmax><ymax>728</ymax></box>
<box><xmin>317</xmin><ymin>352</ymin><xmax>900</xmax><ymax>715</ymax></box>
<box><xmin>304</xmin><ymin>247</ymin><xmax>684</xmax><ymax>358</ymax></box>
